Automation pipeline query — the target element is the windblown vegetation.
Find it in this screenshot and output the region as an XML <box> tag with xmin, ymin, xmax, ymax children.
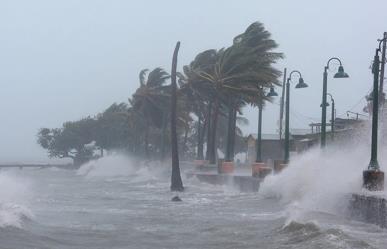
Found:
<box><xmin>37</xmin><ymin>22</ymin><xmax>283</xmax><ymax>166</ymax></box>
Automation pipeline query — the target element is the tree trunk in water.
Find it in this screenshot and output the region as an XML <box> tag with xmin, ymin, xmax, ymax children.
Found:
<box><xmin>205</xmin><ymin>102</ymin><xmax>212</xmax><ymax>160</ymax></box>
<box><xmin>170</xmin><ymin>41</ymin><xmax>184</xmax><ymax>192</ymax></box>
<box><xmin>197</xmin><ymin>115</ymin><xmax>204</xmax><ymax>160</ymax></box>
<box><xmin>209</xmin><ymin>99</ymin><xmax>219</xmax><ymax>164</ymax></box>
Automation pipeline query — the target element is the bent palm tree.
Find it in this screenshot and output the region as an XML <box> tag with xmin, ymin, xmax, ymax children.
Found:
<box><xmin>192</xmin><ymin>22</ymin><xmax>283</xmax><ymax>163</ymax></box>
<box><xmin>132</xmin><ymin>67</ymin><xmax>170</xmax><ymax>157</ymax></box>
<box><xmin>170</xmin><ymin>41</ymin><xmax>184</xmax><ymax>192</ymax></box>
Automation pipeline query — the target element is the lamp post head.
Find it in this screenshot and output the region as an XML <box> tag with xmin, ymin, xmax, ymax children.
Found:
<box><xmin>266</xmin><ymin>87</ymin><xmax>278</xmax><ymax>97</ymax></box>
<box><xmin>334</xmin><ymin>65</ymin><xmax>349</xmax><ymax>78</ymax></box>
<box><xmin>295</xmin><ymin>77</ymin><xmax>308</xmax><ymax>88</ymax></box>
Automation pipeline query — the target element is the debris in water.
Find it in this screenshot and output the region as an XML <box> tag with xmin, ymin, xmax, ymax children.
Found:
<box><xmin>171</xmin><ymin>196</ymin><xmax>182</xmax><ymax>202</ymax></box>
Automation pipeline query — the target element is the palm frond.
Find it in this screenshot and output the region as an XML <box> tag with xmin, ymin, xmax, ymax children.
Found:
<box><xmin>139</xmin><ymin>69</ymin><xmax>149</xmax><ymax>86</ymax></box>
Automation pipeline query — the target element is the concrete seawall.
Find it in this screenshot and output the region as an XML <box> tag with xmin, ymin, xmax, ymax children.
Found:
<box><xmin>349</xmin><ymin>193</ymin><xmax>387</xmax><ymax>228</ymax></box>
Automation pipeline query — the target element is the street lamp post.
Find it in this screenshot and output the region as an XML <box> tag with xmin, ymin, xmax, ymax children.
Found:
<box><xmin>252</xmin><ymin>86</ymin><xmax>278</xmax><ymax>178</ymax></box>
<box><xmin>363</xmin><ymin>38</ymin><xmax>385</xmax><ymax>191</ymax></box>
<box><xmin>327</xmin><ymin>93</ymin><xmax>335</xmax><ymax>141</ymax></box>
<box><xmin>321</xmin><ymin>58</ymin><xmax>349</xmax><ymax>148</ymax></box>
<box><xmin>256</xmin><ymin>87</ymin><xmax>278</xmax><ymax>163</ymax></box>
<box><xmin>284</xmin><ymin>71</ymin><xmax>308</xmax><ymax>163</ymax></box>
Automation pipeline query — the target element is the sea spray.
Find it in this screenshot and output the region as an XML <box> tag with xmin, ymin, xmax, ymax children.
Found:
<box><xmin>0</xmin><ymin>170</ymin><xmax>34</xmax><ymax>228</ymax></box>
<box><xmin>0</xmin><ymin>203</ymin><xmax>34</xmax><ymax>228</ymax></box>
<box><xmin>259</xmin><ymin>142</ymin><xmax>379</xmax><ymax>219</ymax></box>
<box><xmin>77</xmin><ymin>154</ymin><xmax>170</xmax><ymax>181</ymax></box>
<box><xmin>77</xmin><ymin>154</ymin><xmax>137</xmax><ymax>178</ymax></box>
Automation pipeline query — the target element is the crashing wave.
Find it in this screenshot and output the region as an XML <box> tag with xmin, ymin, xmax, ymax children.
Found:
<box><xmin>77</xmin><ymin>154</ymin><xmax>169</xmax><ymax>181</ymax></box>
<box><xmin>0</xmin><ymin>171</ymin><xmax>34</xmax><ymax>228</ymax></box>
<box><xmin>0</xmin><ymin>203</ymin><xmax>34</xmax><ymax>228</ymax></box>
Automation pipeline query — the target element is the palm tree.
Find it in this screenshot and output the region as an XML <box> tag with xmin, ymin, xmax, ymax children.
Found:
<box><xmin>178</xmin><ymin>50</ymin><xmax>218</xmax><ymax>163</ymax></box>
<box><xmin>132</xmin><ymin>67</ymin><xmax>170</xmax><ymax>158</ymax></box>
<box><xmin>222</xmin><ymin>21</ymin><xmax>283</xmax><ymax>162</ymax></box>
<box><xmin>191</xmin><ymin>22</ymin><xmax>283</xmax><ymax>164</ymax></box>
<box><xmin>177</xmin><ymin>71</ymin><xmax>209</xmax><ymax>160</ymax></box>
<box><xmin>170</xmin><ymin>41</ymin><xmax>184</xmax><ymax>192</ymax></box>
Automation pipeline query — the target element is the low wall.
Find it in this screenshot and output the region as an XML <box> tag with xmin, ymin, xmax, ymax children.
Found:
<box><xmin>186</xmin><ymin>173</ymin><xmax>260</xmax><ymax>192</ymax></box>
<box><xmin>349</xmin><ymin>193</ymin><xmax>387</xmax><ymax>228</ymax></box>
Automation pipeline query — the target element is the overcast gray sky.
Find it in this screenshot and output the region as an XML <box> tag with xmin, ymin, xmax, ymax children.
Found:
<box><xmin>0</xmin><ymin>0</ymin><xmax>386</xmax><ymax>163</ymax></box>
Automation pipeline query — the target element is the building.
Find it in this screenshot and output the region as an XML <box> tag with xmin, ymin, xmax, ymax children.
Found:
<box><xmin>246</xmin><ymin>134</ymin><xmax>294</xmax><ymax>164</ymax></box>
<box><xmin>246</xmin><ymin>117</ymin><xmax>368</xmax><ymax>164</ymax></box>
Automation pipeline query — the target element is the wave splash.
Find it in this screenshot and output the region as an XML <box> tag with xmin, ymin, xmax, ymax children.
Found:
<box><xmin>279</xmin><ymin>220</ymin><xmax>372</xmax><ymax>249</ymax></box>
<box><xmin>0</xmin><ymin>172</ymin><xmax>34</xmax><ymax>228</ymax></box>
<box><xmin>77</xmin><ymin>154</ymin><xmax>136</xmax><ymax>178</ymax></box>
<box><xmin>259</xmin><ymin>144</ymin><xmax>375</xmax><ymax>216</ymax></box>
<box><xmin>77</xmin><ymin>154</ymin><xmax>169</xmax><ymax>182</ymax></box>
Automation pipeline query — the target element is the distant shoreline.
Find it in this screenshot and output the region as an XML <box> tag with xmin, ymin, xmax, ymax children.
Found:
<box><xmin>0</xmin><ymin>163</ymin><xmax>76</xmax><ymax>169</ymax></box>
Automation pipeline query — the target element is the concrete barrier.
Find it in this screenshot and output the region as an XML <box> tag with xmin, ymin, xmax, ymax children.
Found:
<box><xmin>349</xmin><ymin>193</ymin><xmax>387</xmax><ymax>228</ymax></box>
<box><xmin>251</xmin><ymin>162</ymin><xmax>272</xmax><ymax>178</ymax></box>
<box><xmin>193</xmin><ymin>160</ymin><xmax>209</xmax><ymax>167</ymax></box>
<box><xmin>219</xmin><ymin>161</ymin><xmax>235</xmax><ymax>174</ymax></box>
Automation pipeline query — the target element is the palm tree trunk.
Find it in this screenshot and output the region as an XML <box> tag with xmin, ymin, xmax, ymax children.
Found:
<box><xmin>161</xmin><ymin>111</ymin><xmax>168</xmax><ymax>160</ymax></box>
<box><xmin>209</xmin><ymin>99</ymin><xmax>219</xmax><ymax>164</ymax></box>
<box><xmin>144</xmin><ymin>121</ymin><xmax>149</xmax><ymax>158</ymax></box>
<box><xmin>197</xmin><ymin>115</ymin><xmax>204</xmax><ymax>160</ymax></box>
<box><xmin>225</xmin><ymin>105</ymin><xmax>235</xmax><ymax>162</ymax></box>
<box><xmin>170</xmin><ymin>41</ymin><xmax>184</xmax><ymax>192</ymax></box>
<box><xmin>205</xmin><ymin>102</ymin><xmax>212</xmax><ymax>160</ymax></box>
<box><xmin>230</xmin><ymin>107</ymin><xmax>237</xmax><ymax>159</ymax></box>
<box><xmin>133</xmin><ymin>128</ymin><xmax>139</xmax><ymax>153</ymax></box>
<box><xmin>183</xmin><ymin>124</ymin><xmax>189</xmax><ymax>159</ymax></box>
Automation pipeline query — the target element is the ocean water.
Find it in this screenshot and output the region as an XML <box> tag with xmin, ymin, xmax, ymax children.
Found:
<box><xmin>0</xmin><ymin>153</ymin><xmax>386</xmax><ymax>249</ymax></box>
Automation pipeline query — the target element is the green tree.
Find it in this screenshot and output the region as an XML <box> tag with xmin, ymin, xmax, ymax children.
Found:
<box><xmin>37</xmin><ymin>117</ymin><xmax>97</xmax><ymax>166</ymax></box>
<box><xmin>94</xmin><ymin>103</ymin><xmax>130</xmax><ymax>155</ymax></box>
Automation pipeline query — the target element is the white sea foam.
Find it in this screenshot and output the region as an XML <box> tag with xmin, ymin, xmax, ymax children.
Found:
<box><xmin>0</xmin><ymin>171</ymin><xmax>34</xmax><ymax>228</ymax></box>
